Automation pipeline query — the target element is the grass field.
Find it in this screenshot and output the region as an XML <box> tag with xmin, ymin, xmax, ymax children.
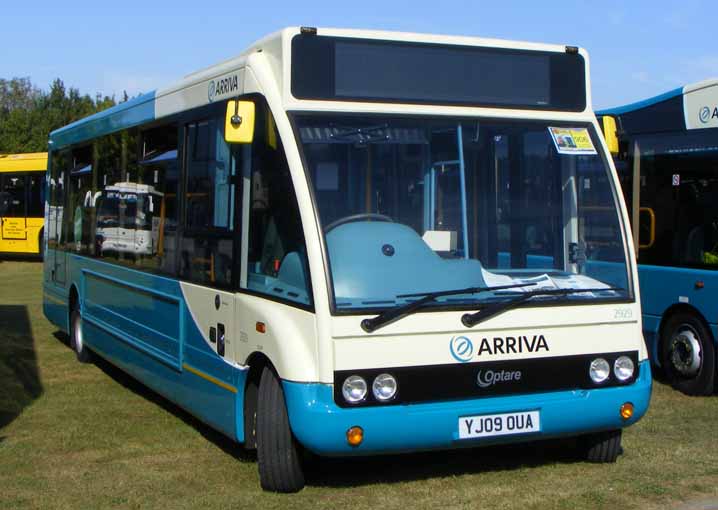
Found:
<box><xmin>1</xmin><ymin>260</ymin><xmax>717</xmax><ymax>509</ymax></box>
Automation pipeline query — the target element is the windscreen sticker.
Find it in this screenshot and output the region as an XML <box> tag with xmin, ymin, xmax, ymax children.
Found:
<box><xmin>548</xmin><ymin>127</ymin><xmax>597</xmax><ymax>155</ymax></box>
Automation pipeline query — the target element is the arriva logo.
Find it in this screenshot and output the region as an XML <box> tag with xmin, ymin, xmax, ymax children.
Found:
<box><xmin>208</xmin><ymin>80</ymin><xmax>217</xmax><ymax>102</ymax></box>
<box><xmin>449</xmin><ymin>336</ymin><xmax>474</xmax><ymax>363</ymax></box>
<box><xmin>700</xmin><ymin>106</ymin><xmax>711</xmax><ymax>124</ymax></box>
<box><xmin>207</xmin><ymin>74</ymin><xmax>239</xmax><ymax>103</ymax></box>
<box><xmin>699</xmin><ymin>105</ymin><xmax>718</xmax><ymax>124</ymax></box>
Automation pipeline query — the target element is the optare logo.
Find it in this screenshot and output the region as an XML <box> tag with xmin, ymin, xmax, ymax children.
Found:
<box><xmin>449</xmin><ymin>336</ymin><xmax>474</xmax><ymax>363</ymax></box>
<box><xmin>476</xmin><ymin>369</ymin><xmax>522</xmax><ymax>388</ymax></box>
<box><xmin>699</xmin><ymin>106</ymin><xmax>711</xmax><ymax>124</ymax></box>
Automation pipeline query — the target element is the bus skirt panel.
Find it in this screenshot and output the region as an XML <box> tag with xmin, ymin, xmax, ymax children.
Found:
<box><xmin>65</xmin><ymin>255</ymin><xmax>245</xmax><ymax>442</ymax></box>
<box><xmin>81</xmin><ymin>305</ymin><xmax>247</xmax><ymax>442</ymax></box>
<box><xmin>43</xmin><ymin>284</ymin><xmax>69</xmax><ymax>333</ymax></box>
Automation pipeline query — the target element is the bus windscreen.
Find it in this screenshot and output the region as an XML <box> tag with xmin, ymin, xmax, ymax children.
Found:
<box><xmin>291</xmin><ymin>35</ymin><xmax>586</xmax><ymax>111</ymax></box>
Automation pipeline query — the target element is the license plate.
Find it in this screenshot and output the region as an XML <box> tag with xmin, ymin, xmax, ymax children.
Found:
<box><xmin>458</xmin><ymin>410</ymin><xmax>540</xmax><ymax>439</ymax></box>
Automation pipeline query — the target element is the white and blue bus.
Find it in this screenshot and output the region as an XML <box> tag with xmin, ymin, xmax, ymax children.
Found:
<box><xmin>43</xmin><ymin>27</ymin><xmax>651</xmax><ymax>492</ymax></box>
<box><xmin>598</xmin><ymin>79</ymin><xmax>718</xmax><ymax>396</ymax></box>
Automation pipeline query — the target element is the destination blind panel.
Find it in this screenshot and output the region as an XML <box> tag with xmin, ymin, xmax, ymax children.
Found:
<box><xmin>291</xmin><ymin>35</ymin><xmax>586</xmax><ymax>111</ymax></box>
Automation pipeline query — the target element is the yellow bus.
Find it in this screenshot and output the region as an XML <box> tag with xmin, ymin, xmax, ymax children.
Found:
<box><xmin>0</xmin><ymin>153</ymin><xmax>47</xmax><ymax>257</ymax></box>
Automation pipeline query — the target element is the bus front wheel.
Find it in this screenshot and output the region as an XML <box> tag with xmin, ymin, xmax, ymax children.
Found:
<box><xmin>70</xmin><ymin>307</ymin><xmax>92</xmax><ymax>363</ymax></box>
<box><xmin>661</xmin><ymin>312</ymin><xmax>715</xmax><ymax>396</ymax></box>
<box><xmin>256</xmin><ymin>366</ymin><xmax>305</xmax><ymax>492</ymax></box>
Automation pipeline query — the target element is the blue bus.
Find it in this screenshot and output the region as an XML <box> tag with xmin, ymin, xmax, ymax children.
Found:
<box><xmin>44</xmin><ymin>27</ymin><xmax>651</xmax><ymax>492</ymax></box>
<box><xmin>598</xmin><ymin>78</ymin><xmax>718</xmax><ymax>395</ymax></box>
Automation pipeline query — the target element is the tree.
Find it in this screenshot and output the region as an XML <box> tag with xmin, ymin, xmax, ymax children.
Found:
<box><xmin>0</xmin><ymin>77</ymin><xmax>116</xmax><ymax>154</ymax></box>
<box><xmin>0</xmin><ymin>77</ymin><xmax>41</xmax><ymax>113</ymax></box>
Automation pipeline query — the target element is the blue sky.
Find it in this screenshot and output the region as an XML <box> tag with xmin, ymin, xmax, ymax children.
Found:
<box><xmin>2</xmin><ymin>0</ymin><xmax>717</xmax><ymax>109</ymax></box>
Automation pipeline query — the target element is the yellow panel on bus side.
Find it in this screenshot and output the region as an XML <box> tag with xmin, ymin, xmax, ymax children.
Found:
<box><xmin>0</xmin><ymin>153</ymin><xmax>48</xmax><ymax>173</ymax></box>
<box><xmin>0</xmin><ymin>240</ymin><xmax>40</xmax><ymax>254</ymax></box>
<box><xmin>0</xmin><ymin>218</ymin><xmax>43</xmax><ymax>254</ymax></box>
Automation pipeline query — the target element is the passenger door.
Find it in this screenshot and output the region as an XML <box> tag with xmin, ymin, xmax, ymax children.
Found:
<box><xmin>178</xmin><ymin>115</ymin><xmax>239</xmax><ymax>365</ymax></box>
<box><xmin>48</xmin><ymin>153</ymin><xmax>68</xmax><ymax>286</ymax></box>
<box><xmin>175</xmin><ymin>112</ymin><xmax>241</xmax><ymax>437</ymax></box>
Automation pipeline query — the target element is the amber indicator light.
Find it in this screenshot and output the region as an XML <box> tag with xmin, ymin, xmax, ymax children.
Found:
<box><xmin>346</xmin><ymin>426</ymin><xmax>364</xmax><ymax>446</ymax></box>
<box><xmin>620</xmin><ymin>402</ymin><xmax>634</xmax><ymax>420</ymax></box>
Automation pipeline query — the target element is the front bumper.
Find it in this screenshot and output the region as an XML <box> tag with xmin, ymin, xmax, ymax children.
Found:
<box><xmin>283</xmin><ymin>360</ymin><xmax>652</xmax><ymax>456</ymax></box>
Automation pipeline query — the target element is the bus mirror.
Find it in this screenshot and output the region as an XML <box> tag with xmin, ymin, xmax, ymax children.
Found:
<box><xmin>601</xmin><ymin>116</ymin><xmax>619</xmax><ymax>155</ymax></box>
<box><xmin>225</xmin><ymin>100</ymin><xmax>255</xmax><ymax>144</ymax></box>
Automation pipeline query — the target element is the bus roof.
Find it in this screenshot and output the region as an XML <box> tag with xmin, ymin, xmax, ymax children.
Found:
<box><xmin>0</xmin><ymin>152</ymin><xmax>48</xmax><ymax>173</ymax></box>
<box><xmin>597</xmin><ymin>87</ymin><xmax>685</xmax><ymax>116</ymax></box>
<box><xmin>49</xmin><ymin>27</ymin><xmax>588</xmax><ymax>151</ymax></box>
<box><xmin>597</xmin><ymin>78</ymin><xmax>718</xmax><ymax>133</ymax></box>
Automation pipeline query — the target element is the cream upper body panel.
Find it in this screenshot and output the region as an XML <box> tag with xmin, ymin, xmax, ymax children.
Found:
<box><xmin>244</xmin><ymin>29</ymin><xmax>640</xmax><ymax>384</ymax></box>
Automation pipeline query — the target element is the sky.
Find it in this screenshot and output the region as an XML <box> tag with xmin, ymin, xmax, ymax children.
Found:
<box><xmin>2</xmin><ymin>0</ymin><xmax>717</xmax><ymax>110</ymax></box>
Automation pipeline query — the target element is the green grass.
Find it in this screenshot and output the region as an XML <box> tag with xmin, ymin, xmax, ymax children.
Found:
<box><xmin>1</xmin><ymin>260</ymin><xmax>717</xmax><ymax>509</ymax></box>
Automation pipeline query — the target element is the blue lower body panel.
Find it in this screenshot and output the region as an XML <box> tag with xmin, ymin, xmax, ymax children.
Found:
<box><xmin>284</xmin><ymin>360</ymin><xmax>652</xmax><ymax>456</ymax></box>
<box><xmin>42</xmin><ymin>254</ymin><xmax>247</xmax><ymax>443</ymax></box>
<box><xmin>43</xmin><ymin>284</ymin><xmax>69</xmax><ymax>333</ymax></box>
<box><xmin>638</xmin><ymin>264</ymin><xmax>718</xmax><ymax>368</ymax></box>
<box><xmin>81</xmin><ymin>297</ymin><xmax>246</xmax><ymax>442</ymax></box>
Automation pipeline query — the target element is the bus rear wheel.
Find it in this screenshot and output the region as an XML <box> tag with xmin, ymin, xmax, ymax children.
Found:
<box><xmin>661</xmin><ymin>312</ymin><xmax>715</xmax><ymax>396</ymax></box>
<box><xmin>256</xmin><ymin>366</ymin><xmax>305</xmax><ymax>492</ymax></box>
<box><xmin>584</xmin><ymin>429</ymin><xmax>622</xmax><ymax>463</ymax></box>
<box><xmin>70</xmin><ymin>307</ymin><xmax>92</xmax><ymax>363</ymax></box>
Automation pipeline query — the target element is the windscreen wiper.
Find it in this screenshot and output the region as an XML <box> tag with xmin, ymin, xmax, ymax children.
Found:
<box><xmin>461</xmin><ymin>287</ymin><xmax>622</xmax><ymax>328</ymax></box>
<box><xmin>330</xmin><ymin>124</ymin><xmax>389</xmax><ymax>143</ymax></box>
<box><xmin>360</xmin><ymin>282</ymin><xmax>537</xmax><ymax>333</ymax></box>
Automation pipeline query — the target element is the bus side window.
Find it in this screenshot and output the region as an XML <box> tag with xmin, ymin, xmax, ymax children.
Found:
<box><xmin>137</xmin><ymin>124</ymin><xmax>180</xmax><ymax>276</ymax></box>
<box><xmin>27</xmin><ymin>173</ymin><xmax>44</xmax><ymax>218</ymax></box>
<box><xmin>116</xmin><ymin>130</ymin><xmax>140</xmax><ymax>265</ymax></box>
<box><xmin>179</xmin><ymin>117</ymin><xmax>234</xmax><ymax>288</ymax></box>
<box><xmin>67</xmin><ymin>146</ymin><xmax>93</xmax><ymax>254</ymax></box>
<box><xmin>92</xmin><ymin>130</ymin><xmax>142</xmax><ymax>263</ymax></box>
<box><xmin>94</xmin><ymin>133</ymin><xmax>124</xmax><ymax>261</ymax></box>
<box><xmin>1</xmin><ymin>173</ymin><xmax>25</xmax><ymax>217</ymax></box>
<box><xmin>243</xmin><ymin>101</ymin><xmax>311</xmax><ymax>305</ymax></box>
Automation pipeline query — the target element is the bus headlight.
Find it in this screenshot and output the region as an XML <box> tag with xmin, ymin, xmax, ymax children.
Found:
<box><xmin>372</xmin><ymin>373</ymin><xmax>397</xmax><ymax>402</ymax></box>
<box><xmin>589</xmin><ymin>358</ymin><xmax>610</xmax><ymax>384</ymax></box>
<box><xmin>613</xmin><ymin>356</ymin><xmax>635</xmax><ymax>381</ymax></box>
<box><xmin>342</xmin><ymin>375</ymin><xmax>367</xmax><ymax>403</ymax></box>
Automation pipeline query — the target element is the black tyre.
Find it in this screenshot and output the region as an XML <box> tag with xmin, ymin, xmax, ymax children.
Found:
<box><xmin>661</xmin><ymin>312</ymin><xmax>715</xmax><ymax>396</ymax></box>
<box><xmin>70</xmin><ymin>307</ymin><xmax>92</xmax><ymax>363</ymax></box>
<box><xmin>584</xmin><ymin>429</ymin><xmax>622</xmax><ymax>463</ymax></box>
<box><xmin>256</xmin><ymin>366</ymin><xmax>305</xmax><ymax>492</ymax></box>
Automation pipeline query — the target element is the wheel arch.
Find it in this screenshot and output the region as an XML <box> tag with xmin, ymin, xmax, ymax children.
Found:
<box><xmin>242</xmin><ymin>351</ymin><xmax>276</xmax><ymax>449</ymax></box>
<box><xmin>68</xmin><ymin>283</ymin><xmax>80</xmax><ymax>327</ymax></box>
